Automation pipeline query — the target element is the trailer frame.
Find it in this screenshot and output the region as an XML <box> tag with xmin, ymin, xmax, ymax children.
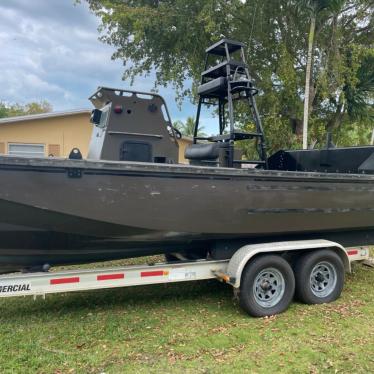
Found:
<box><xmin>0</xmin><ymin>239</ymin><xmax>370</xmax><ymax>316</ymax></box>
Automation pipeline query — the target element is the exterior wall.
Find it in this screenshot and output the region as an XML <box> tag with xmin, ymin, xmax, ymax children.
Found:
<box><xmin>0</xmin><ymin>113</ymin><xmax>92</xmax><ymax>157</ymax></box>
<box><xmin>178</xmin><ymin>137</ymin><xmax>193</xmax><ymax>164</ymax></box>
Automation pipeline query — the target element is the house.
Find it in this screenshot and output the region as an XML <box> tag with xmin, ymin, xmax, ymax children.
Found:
<box><xmin>0</xmin><ymin>110</ymin><xmax>92</xmax><ymax>158</ymax></box>
<box><xmin>0</xmin><ymin>110</ymin><xmax>192</xmax><ymax>163</ymax></box>
<box><xmin>177</xmin><ymin>136</ymin><xmax>193</xmax><ymax>164</ymax></box>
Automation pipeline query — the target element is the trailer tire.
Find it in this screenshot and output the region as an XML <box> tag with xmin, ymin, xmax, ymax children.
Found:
<box><xmin>294</xmin><ymin>249</ymin><xmax>344</xmax><ymax>304</ymax></box>
<box><xmin>239</xmin><ymin>255</ymin><xmax>295</xmax><ymax>317</ymax></box>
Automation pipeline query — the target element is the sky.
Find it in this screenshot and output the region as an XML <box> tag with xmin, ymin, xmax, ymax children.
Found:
<box><xmin>0</xmin><ymin>0</ymin><xmax>216</xmax><ymax>130</ymax></box>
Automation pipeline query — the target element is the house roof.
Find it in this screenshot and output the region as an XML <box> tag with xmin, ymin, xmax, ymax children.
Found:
<box><xmin>0</xmin><ymin>109</ymin><xmax>91</xmax><ymax>125</ymax></box>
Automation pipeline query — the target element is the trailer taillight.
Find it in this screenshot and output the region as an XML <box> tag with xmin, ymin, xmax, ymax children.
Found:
<box><xmin>347</xmin><ymin>249</ymin><xmax>358</xmax><ymax>256</ymax></box>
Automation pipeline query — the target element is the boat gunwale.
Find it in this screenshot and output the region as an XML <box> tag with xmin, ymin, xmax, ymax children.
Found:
<box><xmin>1</xmin><ymin>155</ymin><xmax>374</xmax><ymax>183</ymax></box>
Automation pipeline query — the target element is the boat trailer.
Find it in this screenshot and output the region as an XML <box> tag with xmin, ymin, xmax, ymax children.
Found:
<box><xmin>0</xmin><ymin>240</ymin><xmax>370</xmax><ymax>317</ymax></box>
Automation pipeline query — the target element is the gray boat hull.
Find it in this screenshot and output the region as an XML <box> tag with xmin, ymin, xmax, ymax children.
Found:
<box><xmin>1</xmin><ymin>156</ymin><xmax>374</xmax><ymax>273</ymax></box>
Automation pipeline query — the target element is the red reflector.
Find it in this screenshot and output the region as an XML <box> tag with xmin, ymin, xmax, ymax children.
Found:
<box><xmin>347</xmin><ymin>249</ymin><xmax>358</xmax><ymax>256</ymax></box>
<box><xmin>97</xmin><ymin>273</ymin><xmax>124</xmax><ymax>281</ymax></box>
<box><xmin>50</xmin><ymin>277</ymin><xmax>80</xmax><ymax>285</ymax></box>
<box><xmin>114</xmin><ymin>105</ymin><xmax>123</xmax><ymax>114</ymax></box>
<box><xmin>141</xmin><ymin>270</ymin><xmax>164</xmax><ymax>277</ymax></box>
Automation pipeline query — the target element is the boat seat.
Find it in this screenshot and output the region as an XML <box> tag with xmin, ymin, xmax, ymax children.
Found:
<box><xmin>185</xmin><ymin>142</ymin><xmax>228</xmax><ymax>160</ymax></box>
<box><xmin>198</xmin><ymin>77</ymin><xmax>226</xmax><ymax>97</ymax></box>
<box><xmin>198</xmin><ymin>77</ymin><xmax>258</xmax><ymax>99</ymax></box>
<box><xmin>185</xmin><ymin>142</ymin><xmax>231</xmax><ymax>167</ymax></box>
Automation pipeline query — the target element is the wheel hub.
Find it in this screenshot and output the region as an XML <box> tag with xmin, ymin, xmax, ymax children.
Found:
<box><xmin>260</xmin><ymin>280</ymin><xmax>271</xmax><ymax>291</ymax></box>
<box><xmin>310</xmin><ymin>261</ymin><xmax>337</xmax><ymax>298</ymax></box>
<box><xmin>253</xmin><ymin>268</ymin><xmax>285</xmax><ymax>308</ymax></box>
<box><xmin>315</xmin><ymin>273</ymin><xmax>325</xmax><ymax>283</ymax></box>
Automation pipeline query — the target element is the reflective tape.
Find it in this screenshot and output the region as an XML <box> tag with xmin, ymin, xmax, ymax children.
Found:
<box><xmin>97</xmin><ymin>273</ymin><xmax>124</xmax><ymax>281</ymax></box>
<box><xmin>50</xmin><ymin>277</ymin><xmax>80</xmax><ymax>285</ymax></box>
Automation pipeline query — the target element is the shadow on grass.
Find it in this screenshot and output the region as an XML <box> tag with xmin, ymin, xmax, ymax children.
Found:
<box><xmin>0</xmin><ymin>279</ymin><xmax>235</xmax><ymax>320</ymax></box>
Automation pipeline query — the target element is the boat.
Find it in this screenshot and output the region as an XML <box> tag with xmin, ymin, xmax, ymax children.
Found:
<box><xmin>1</xmin><ymin>39</ymin><xmax>374</xmax><ymax>274</ymax></box>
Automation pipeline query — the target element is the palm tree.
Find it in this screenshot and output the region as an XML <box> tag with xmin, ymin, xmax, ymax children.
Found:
<box><xmin>174</xmin><ymin>116</ymin><xmax>206</xmax><ymax>137</ymax></box>
<box><xmin>300</xmin><ymin>0</ymin><xmax>344</xmax><ymax>149</ymax></box>
<box><xmin>344</xmin><ymin>54</ymin><xmax>374</xmax><ymax>122</ymax></box>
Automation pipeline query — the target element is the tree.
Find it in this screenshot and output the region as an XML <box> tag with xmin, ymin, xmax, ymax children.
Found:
<box><xmin>299</xmin><ymin>0</ymin><xmax>346</xmax><ymax>149</ymax></box>
<box><xmin>174</xmin><ymin>116</ymin><xmax>206</xmax><ymax>137</ymax></box>
<box><xmin>311</xmin><ymin>1</ymin><xmax>374</xmax><ymax>144</ymax></box>
<box><xmin>85</xmin><ymin>0</ymin><xmax>374</xmax><ymax>153</ymax></box>
<box><xmin>0</xmin><ymin>101</ymin><xmax>52</xmax><ymax>119</ymax></box>
<box><xmin>302</xmin><ymin>1</ymin><xmax>317</xmax><ymax>149</ymax></box>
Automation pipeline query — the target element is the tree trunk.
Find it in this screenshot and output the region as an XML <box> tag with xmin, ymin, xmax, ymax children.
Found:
<box><xmin>326</xmin><ymin>101</ymin><xmax>345</xmax><ymax>132</ymax></box>
<box><xmin>302</xmin><ymin>15</ymin><xmax>316</xmax><ymax>150</ymax></box>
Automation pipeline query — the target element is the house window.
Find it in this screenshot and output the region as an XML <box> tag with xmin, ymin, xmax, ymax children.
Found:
<box><xmin>8</xmin><ymin>143</ymin><xmax>45</xmax><ymax>158</ymax></box>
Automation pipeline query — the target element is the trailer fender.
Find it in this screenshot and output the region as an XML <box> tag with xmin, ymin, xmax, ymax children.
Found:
<box><xmin>226</xmin><ymin>239</ymin><xmax>350</xmax><ymax>288</ymax></box>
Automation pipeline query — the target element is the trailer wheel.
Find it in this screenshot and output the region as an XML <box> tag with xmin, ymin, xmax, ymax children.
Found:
<box><xmin>239</xmin><ymin>255</ymin><xmax>295</xmax><ymax>317</ymax></box>
<box><xmin>294</xmin><ymin>249</ymin><xmax>344</xmax><ymax>304</ymax></box>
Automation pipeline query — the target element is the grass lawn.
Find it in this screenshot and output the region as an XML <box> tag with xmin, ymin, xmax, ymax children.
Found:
<box><xmin>0</xmin><ymin>254</ymin><xmax>373</xmax><ymax>374</ymax></box>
